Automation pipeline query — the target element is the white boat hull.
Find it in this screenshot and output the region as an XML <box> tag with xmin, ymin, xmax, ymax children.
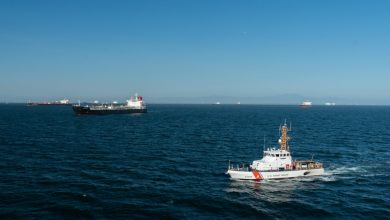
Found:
<box><xmin>226</xmin><ymin>168</ymin><xmax>324</xmax><ymax>180</ymax></box>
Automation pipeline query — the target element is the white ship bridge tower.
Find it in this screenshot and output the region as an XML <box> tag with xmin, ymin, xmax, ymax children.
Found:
<box><xmin>250</xmin><ymin>122</ymin><xmax>293</xmax><ymax>171</ymax></box>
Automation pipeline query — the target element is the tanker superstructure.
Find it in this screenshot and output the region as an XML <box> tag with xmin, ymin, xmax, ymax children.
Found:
<box><xmin>72</xmin><ymin>94</ymin><xmax>147</xmax><ymax>115</ymax></box>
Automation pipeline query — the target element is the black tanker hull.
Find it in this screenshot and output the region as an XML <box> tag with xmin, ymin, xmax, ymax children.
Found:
<box><xmin>72</xmin><ymin>106</ymin><xmax>147</xmax><ymax>115</ymax></box>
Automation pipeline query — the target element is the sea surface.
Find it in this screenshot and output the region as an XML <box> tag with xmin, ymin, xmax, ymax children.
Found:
<box><xmin>0</xmin><ymin>104</ymin><xmax>389</xmax><ymax>219</ymax></box>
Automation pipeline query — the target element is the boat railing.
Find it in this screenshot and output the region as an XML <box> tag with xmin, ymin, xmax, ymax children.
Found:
<box><xmin>228</xmin><ymin>163</ymin><xmax>250</xmax><ymax>171</ymax></box>
<box><xmin>228</xmin><ymin>162</ymin><xmax>323</xmax><ymax>172</ymax></box>
<box><xmin>293</xmin><ymin>161</ymin><xmax>323</xmax><ymax>170</ymax></box>
<box><xmin>89</xmin><ymin>105</ymin><xmax>145</xmax><ymax>110</ymax></box>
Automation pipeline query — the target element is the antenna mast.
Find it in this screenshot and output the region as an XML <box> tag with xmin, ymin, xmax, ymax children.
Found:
<box><xmin>279</xmin><ymin>121</ymin><xmax>291</xmax><ymax>151</ymax></box>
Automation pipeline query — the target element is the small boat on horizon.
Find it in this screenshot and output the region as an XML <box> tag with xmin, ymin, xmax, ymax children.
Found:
<box><xmin>299</xmin><ymin>101</ymin><xmax>312</xmax><ymax>107</ymax></box>
<box><xmin>226</xmin><ymin>121</ymin><xmax>324</xmax><ymax>180</ymax></box>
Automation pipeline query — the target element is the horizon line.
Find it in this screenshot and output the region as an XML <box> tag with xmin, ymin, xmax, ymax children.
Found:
<box><xmin>1</xmin><ymin>102</ymin><xmax>390</xmax><ymax>107</ymax></box>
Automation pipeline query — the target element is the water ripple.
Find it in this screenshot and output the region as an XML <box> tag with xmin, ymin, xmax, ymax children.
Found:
<box><xmin>0</xmin><ymin>104</ymin><xmax>389</xmax><ymax>218</ymax></box>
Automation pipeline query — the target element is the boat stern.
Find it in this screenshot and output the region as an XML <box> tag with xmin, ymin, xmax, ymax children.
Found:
<box><xmin>303</xmin><ymin>168</ymin><xmax>325</xmax><ymax>176</ymax></box>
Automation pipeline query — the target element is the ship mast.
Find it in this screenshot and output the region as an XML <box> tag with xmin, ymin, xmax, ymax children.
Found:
<box><xmin>279</xmin><ymin>121</ymin><xmax>291</xmax><ymax>151</ymax></box>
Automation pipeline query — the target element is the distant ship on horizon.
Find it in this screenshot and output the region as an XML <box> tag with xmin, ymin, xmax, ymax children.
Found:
<box><xmin>27</xmin><ymin>99</ymin><xmax>71</xmax><ymax>106</ymax></box>
<box><xmin>325</xmin><ymin>102</ymin><xmax>336</xmax><ymax>106</ymax></box>
<box><xmin>299</xmin><ymin>101</ymin><xmax>312</xmax><ymax>107</ymax></box>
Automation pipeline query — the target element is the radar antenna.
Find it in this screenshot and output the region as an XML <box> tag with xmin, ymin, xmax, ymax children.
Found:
<box><xmin>279</xmin><ymin>124</ymin><xmax>281</xmax><ymax>136</ymax></box>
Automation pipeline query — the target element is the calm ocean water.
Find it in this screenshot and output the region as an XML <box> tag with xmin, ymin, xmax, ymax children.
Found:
<box><xmin>0</xmin><ymin>104</ymin><xmax>389</xmax><ymax>219</ymax></box>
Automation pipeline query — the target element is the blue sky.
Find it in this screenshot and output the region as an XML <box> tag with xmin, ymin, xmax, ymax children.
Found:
<box><xmin>1</xmin><ymin>0</ymin><xmax>389</xmax><ymax>104</ymax></box>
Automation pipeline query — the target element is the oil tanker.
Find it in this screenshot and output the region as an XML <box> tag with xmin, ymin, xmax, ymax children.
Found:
<box><xmin>27</xmin><ymin>99</ymin><xmax>71</xmax><ymax>106</ymax></box>
<box><xmin>72</xmin><ymin>94</ymin><xmax>147</xmax><ymax>115</ymax></box>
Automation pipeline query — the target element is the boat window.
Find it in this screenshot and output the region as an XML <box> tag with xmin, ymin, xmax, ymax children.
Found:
<box><xmin>283</xmin><ymin>154</ymin><xmax>286</xmax><ymax>157</ymax></box>
<box><xmin>276</xmin><ymin>154</ymin><xmax>279</xmax><ymax>157</ymax></box>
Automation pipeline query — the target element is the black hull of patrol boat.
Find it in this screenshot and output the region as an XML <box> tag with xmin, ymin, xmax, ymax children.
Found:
<box><xmin>72</xmin><ymin>106</ymin><xmax>147</xmax><ymax>115</ymax></box>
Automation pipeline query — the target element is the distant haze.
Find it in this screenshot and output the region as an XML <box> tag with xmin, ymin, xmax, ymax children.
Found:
<box><xmin>1</xmin><ymin>1</ymin><xmax>389</xmax><ymax>105</ymax></box>
<box><xmin>146</xmin><ymin>95</ymin><xmax>387</xmax><ymax>105</ymax></box>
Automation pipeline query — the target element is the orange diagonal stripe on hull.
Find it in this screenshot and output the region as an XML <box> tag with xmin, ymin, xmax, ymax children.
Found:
<box><xmin>252</xmin><ymin>171</ymin><xmax>263</xmax><ymax>180</ymax></box>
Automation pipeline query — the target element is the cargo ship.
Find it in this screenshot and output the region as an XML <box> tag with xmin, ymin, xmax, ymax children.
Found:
<box><xmin>27</xmin><ymin>99</ymin><xmax>71</xmax><ymax>106</ymax></box>
<box><xmin>226</xmin><ymin>121</ymin><xmax>324</xmax><ymax>180</ymax></box>
<box><xmin>72</xmin><ymin>94</ymin><xmax>147</xmax><ymax>115</ymax></box>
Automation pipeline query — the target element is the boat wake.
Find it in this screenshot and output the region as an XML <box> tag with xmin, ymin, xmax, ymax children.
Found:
<box><xmin>327</xmin><ymin>166</ymin><xmax>369</xmax><ymax>175</ymax></box>
<box><xmin>287</xmin><ymin>174</ymin><xmax>336</xmax><ymax>183</ymax></box>
<box><xmin>311</xmin><ymin>175</ymin><xmax>336</xmax><ymax>182</ymax></box>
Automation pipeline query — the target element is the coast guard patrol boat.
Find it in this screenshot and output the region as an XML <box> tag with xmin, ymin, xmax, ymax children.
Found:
<box><xmin>226</xmin><ymin>122</ymin><xmax>324</xmax><ymax>180</ymax></box>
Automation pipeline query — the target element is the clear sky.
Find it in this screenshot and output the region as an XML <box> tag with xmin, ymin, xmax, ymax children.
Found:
<box><xmin>1</xmin><ymin>0</ymin><xmax>389</xmax><ymax>104</ymax></box>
